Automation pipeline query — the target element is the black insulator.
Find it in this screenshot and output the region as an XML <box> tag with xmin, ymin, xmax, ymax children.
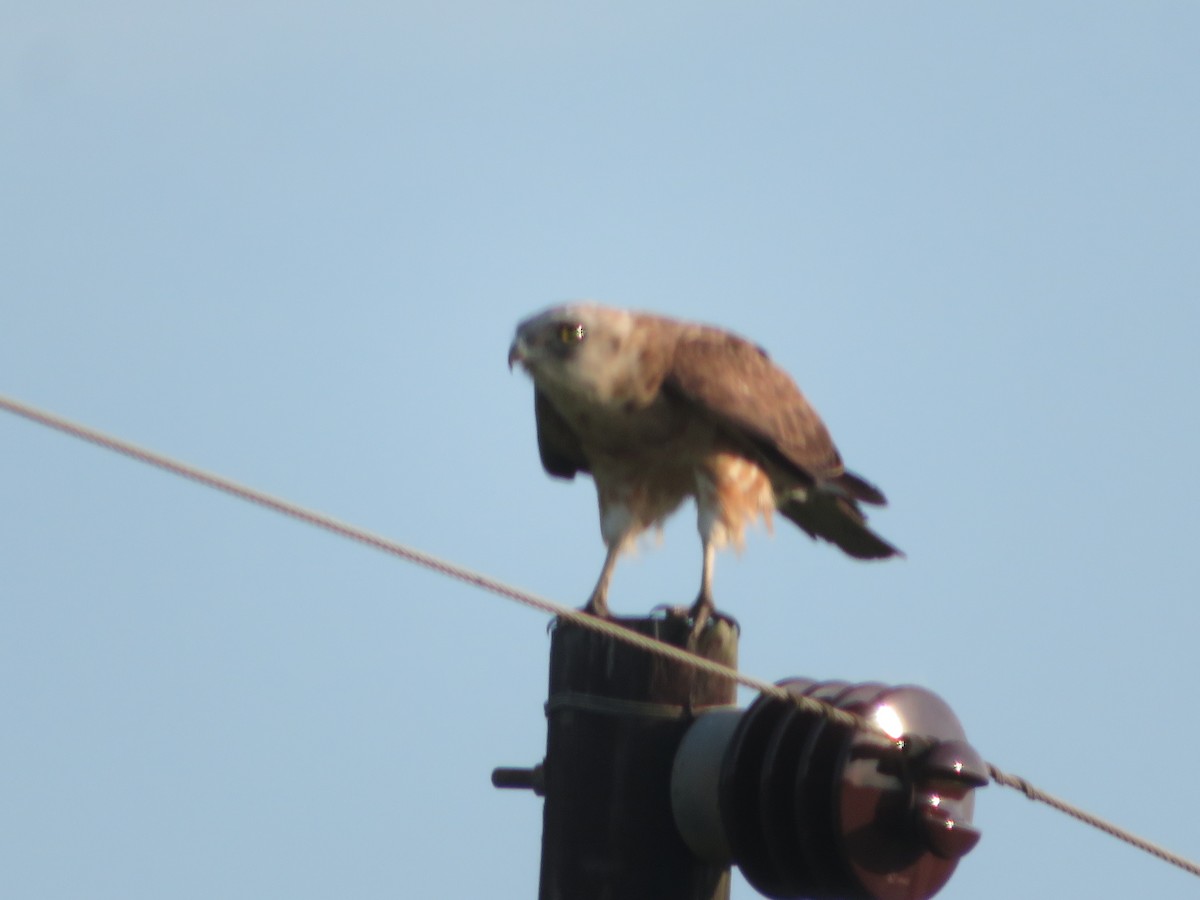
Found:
<box><xmin>672</xmin><ymin>678</ymin><xmax>987</xmax><ymax>900</ymax></box>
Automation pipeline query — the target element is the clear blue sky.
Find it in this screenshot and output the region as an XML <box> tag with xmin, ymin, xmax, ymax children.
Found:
<box><xmin>3</xmin><ymin>3</ymin><xmax>1198</xmax><ymax>898</ymax></box>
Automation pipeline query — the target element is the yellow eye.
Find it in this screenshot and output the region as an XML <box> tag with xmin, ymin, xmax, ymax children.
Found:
<box><xmin>558</xmin><ymin>323</ymin><xmax>586</xmax><ymax>344</ymax></box>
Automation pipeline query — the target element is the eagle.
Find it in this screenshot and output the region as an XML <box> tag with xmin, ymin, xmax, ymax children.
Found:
<box><xmin>508</xmin><ymin>303</ymin><xmax>900</xmax><ymax>637</ymax></box>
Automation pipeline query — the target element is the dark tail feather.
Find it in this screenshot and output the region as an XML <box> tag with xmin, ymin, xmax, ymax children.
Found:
<box><xmin>835</xmin><ymin>470</ymin><xmax>888</xmax><ymax>506</ymax></box>
<box><xmin>780</xmin><ymin>489</ymin><xmax>902</xmax><ymax>560</ymax></box>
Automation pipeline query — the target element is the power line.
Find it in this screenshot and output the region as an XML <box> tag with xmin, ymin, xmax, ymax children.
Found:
<box><xmin>0</xmin><ymin>394</ymin><xmax>856</xmax><ymax>728</ymax></box>
<box><xmin>2</xmin><ymin>391</ymin><xmax>1198</xmax><ymax>881</ymax></box>
<box><xmin>986</xmin><ymin>765</ymin><xmax>1200</xmax><ymax>878</ymax></box>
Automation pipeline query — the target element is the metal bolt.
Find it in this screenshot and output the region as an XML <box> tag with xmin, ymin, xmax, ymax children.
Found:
<box><xmin>491</xmin><ymin>763</ymin><xmax>545</xmax><ymax>796</ymax></box>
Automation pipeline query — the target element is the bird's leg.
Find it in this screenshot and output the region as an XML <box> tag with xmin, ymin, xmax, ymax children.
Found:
<box><xmin>687</xmin><ymin>538</ymin><xmax>717</xmax><ymax>640</ymax></box>
<box><xmin>583</xmin><ymin>544</ymin><xmax>621</xmax><ymax>618</ymax></box>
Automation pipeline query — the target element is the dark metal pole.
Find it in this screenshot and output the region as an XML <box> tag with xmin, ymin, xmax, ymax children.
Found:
<box><xmin>537</xmin><ymin>615</ymin><xmax>738</xmax><ymax>900</ymax></box>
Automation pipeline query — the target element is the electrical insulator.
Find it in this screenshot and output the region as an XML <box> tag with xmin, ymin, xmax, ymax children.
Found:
<box><xmin>671</xmin><ymin>678</ymin><xmax>987</xmax><ymax>900</ymax></box>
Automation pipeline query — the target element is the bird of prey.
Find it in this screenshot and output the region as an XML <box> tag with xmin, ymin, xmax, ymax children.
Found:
<box><xmin>508</xmin><ymin>302</ymin><xmax>899</xmax><ymax>637</ymax></box>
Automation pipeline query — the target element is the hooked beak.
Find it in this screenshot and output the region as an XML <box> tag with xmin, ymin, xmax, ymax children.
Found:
<box><xmin>507</xmin><ymin>338</ymin><xmax>525</xmax><ymax>371</ymax></box>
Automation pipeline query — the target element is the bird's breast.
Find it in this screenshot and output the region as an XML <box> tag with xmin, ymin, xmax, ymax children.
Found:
<box><xmin>561</xmin><ymin>397</ymin><xmax>707</xmax><ymax>545</ymax></box>
<box><xmin>547</xmin><ymin>387</ymin><xmax>699</xmax><ymax>456</ymax></box>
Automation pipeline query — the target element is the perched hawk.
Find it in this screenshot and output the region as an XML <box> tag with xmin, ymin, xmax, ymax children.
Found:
<box><xmin>508</xmin><ymin>303</ymin><xmax>899</xmax><ymax>636</ymax></box>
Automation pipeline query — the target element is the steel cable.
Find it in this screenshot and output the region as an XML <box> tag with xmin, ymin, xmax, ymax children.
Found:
<box><xmin>2</xmin><ymin>391</ymin><xmax>1198</xmax><ymax>880</ymax></box>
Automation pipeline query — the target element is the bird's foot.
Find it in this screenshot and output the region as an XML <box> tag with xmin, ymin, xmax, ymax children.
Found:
<box><xmin>695</xmin><ymin>608</ymin><xmax>740</xmax><ymax>639</ymax></box>
<box><xmin>652</xmin><ymin>602</ymin><xmax>695</xmax><ymax>625</ymax></box>
<box><xmin>688</xmin><ymin>592</ymin><xmax>715</xmax><ymax>642</ymax></box>
<box><xmin>551</xmin><ymin>594</ymin><xmax>611</xmax><ymax>634</ymax></box>
<box><xmin>652</xmin><ymin>599</ymin><xmax>739</xmax><ymax>643</ymax></box>
<box><xmin>581</xmin><ymin>593</ymin><xmax>611</xmax><ymax>619</ymax></box>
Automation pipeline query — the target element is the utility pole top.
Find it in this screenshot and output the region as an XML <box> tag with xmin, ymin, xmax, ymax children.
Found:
<box><xmin>498</xmin><ymin>614</ymin><xmax>739</xmax><ymax>900</ymax></box>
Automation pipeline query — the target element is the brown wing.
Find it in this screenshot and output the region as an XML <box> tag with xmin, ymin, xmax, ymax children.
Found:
<box><xmin>663</xmin><ymin>325</ymin><xmax>898</xmax><ymax>557</ymax></box>
<box><xmin>663</xmin><ymin>326</ymin><xmax>888</xmax><ymax>506</ymax></box>
<box><xmin>664</xmin><ymin>328</ymin><xmax>844</xmax><ymax>476</ymax></box>
<box><xmin>534</xmin><ymin>388</ymin><xmax>590</xmax><ymax>479</ymax></box>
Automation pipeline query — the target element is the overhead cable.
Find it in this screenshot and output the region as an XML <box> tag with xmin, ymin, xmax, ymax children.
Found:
<box><xmin>2</xmin><ymin>391</ymin><xmax>1197</xmax><ymax>880</ymax></box>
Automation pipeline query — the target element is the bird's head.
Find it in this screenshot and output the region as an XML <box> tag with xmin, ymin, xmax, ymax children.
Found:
<box><xmin>508</xmin><ymin>303</ymin><xmax>638</xmax><ymax>400</ymax></box>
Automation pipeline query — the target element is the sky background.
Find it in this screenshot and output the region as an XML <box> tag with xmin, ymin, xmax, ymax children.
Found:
<box><xmin>3</xmin><ymin>2</ymin><xmax>1199</xmax><ymax>898</ymax></box>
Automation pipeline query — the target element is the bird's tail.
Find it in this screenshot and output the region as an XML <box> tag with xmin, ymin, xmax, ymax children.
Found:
<box><xmin>778</xmin><ymin>474</ymin><xmax>901</xmax><ymax>560</ymax></box>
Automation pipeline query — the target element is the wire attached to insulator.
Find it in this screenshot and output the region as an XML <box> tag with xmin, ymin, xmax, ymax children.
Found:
<box><xmin>2</xmin><ymin>390</ymin><xmax>1198</xmax><ymax>881</ymax></box>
